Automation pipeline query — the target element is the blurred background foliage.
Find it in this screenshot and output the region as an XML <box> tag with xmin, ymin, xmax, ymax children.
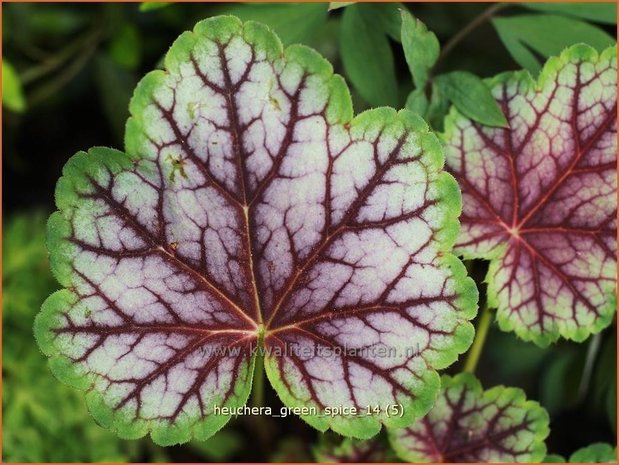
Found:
<box><xmin>2</xmin><ymin>2</ymin><xmax>616</xmax><ymax>462</ymax></box>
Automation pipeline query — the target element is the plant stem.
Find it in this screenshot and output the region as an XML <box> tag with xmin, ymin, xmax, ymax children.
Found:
<box><xmin>248</xmin><ymin>334</ymin><xmax>273</xmax><ymax>459</ymax></box>
<box><xmin>251</xmin><ymin>349</ymin><xmax>265</xmax><ymax>408</ymax></box>
<box><xmin>22</xmin><ymin>20</ymin><xmax>105</xmax><ymax>85</ymax></box>
<box><xmin>436</xmin><ymin>3</ymin><xmax>508</xmax><ymax>67</ymax></box>
<box><xmin>463</xmin><ymin>305</ymin><xmax>492</xmax><ymax>374</ymax></box>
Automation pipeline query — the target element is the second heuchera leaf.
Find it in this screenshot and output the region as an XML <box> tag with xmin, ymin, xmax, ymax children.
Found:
<box><xmin>35</xmin><ymin>16</ymin><xmax>477</xmax><ymax>445</ymax></box>
<box><xmin>444</xmin><ymin>44</ymin><xmax>617</xmax><ymax>346</ymax></box>
<box><xmin>389</xmin><ymin>373</ymin><xmax>550</xmax><ymax>462</ymax></box>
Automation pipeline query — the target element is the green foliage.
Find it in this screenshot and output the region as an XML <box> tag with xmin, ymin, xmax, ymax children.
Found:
<box><xmin>2</xmin><ymin>212</ymin><xmax>142</xmax><ymax>462</ymax></box>
<box><xmin>592</xmin><ymin>333</ymin><xmax>617</xmax><ymax>432</ymax></box>
<box><xmin>492</xmin><ymin>14</ymin><xmax>615</xmax><ymax>74</ymax></box>
<box><xmin>400</xmin><ymin>10</ymin><xmax>439</xmax><ymax>90</ymax></box>
<box><xmin>539</xmin><ymin>348</ymin><xmax>582</xmax><ymax>414</ymax></box>
<box><xmin>139</xmin><ymin>2</ymin><xmax>171</xmax><ymax>12</ymax></box>
<box><xmin>340</xmin><ymin>3</ymin><xmax>398</xmax><ymax>107</ymax></box>
<box><xmin>328</xmin><ymin>2</ymin><xmax>354</xmax><ymax>12</ymax></box>
<box><xmin>570</xmin><ymin>443</ymin><xmax>617</xmax><ymax>463</ymax></box>
<box><xmin>436</xmin><ymin>71</ymin><xmax>508</xmax><ymax>127</ymax></box>
<box><xmin>545</xmin><ymin>454</ymin><xmax>566</xmax><ymax>463</ymax></box>
<box><xmin>3</xmin><ymin>3</ymin><xmax>617</xmax><ymax>462</ymax></box>
<box><xmin>223</xmin><ymin>2</ymin><xmax>328</xmax><ymax>46</ymax></box>
<box><xmin>2</xmin><ymin>60</ymin><xmax>26</xmax><ymax>112</ymax></box>
<box><xmin>522</xmin><ymin>3</ymin><xmax>617</xmax><ymax>25</ymax></box>
<box><xmin>108</xmin><ymin>23</ymin><xmax>141</xmax><ymax>69</ymax></box>
<box><xmin>400</xmin><ymin>12</ymin><xmax>506</xmax><ymax>129</ymax></box>
<box><xmin>547</xmin><ymin>443</ymin><xmax>619</xmax><ymax>463</ymax></box>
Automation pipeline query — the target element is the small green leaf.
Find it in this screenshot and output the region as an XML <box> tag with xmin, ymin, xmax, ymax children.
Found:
<box><xmin>425</xmin><ymin>81</ymin><xmax>450</xmax><ymax>130</ymax></box>
<box><xmin>436</xmin><ymin>71</ymin><xmax>508</xmax><ymax>127</ymax></box>
<box><xmin>522</xmin><ymin>3</ymin><xmax>617</xmax><ymax>25</ymax></box>
<box><xmin>341</xmin><ymin>4</ymin><xmax>398</xmax><ymax>106</ymax></box>
<box><xmin>139</xmin><ymin>2</ymin><xmax>171</xmax><ymax>12</ymax></box>
<box><xmin>2</xmin><ymin>60</ymin><xmax>26</xmax><ymax>113</ymax></box>
<box><xmin>569</xmin><ymin>443</ymin><xmax>617</xmax><ymax>463</ymax></box>
<box><xmin>400</xmin><ymin>10</ymin><xmax>439</xmax><ymax>89</ymax></box>
<box><xmin>405</xmin><ymin>88</ymin><xmax>428</xmax><ymax>116</ymax></box>
<box><xmin>493</xmin><ymin>14</ymin><xmax>615</xmax><ymax>74</ymax></box>
<box><xmin>328</xmin><ymin>2</ymin><xmax>354</xmax><ymax>11</ymax></box>
<box><xmin>108</xmin><ymin>23</ymin><xmax>141</xmax><ymax>69</ymax></box>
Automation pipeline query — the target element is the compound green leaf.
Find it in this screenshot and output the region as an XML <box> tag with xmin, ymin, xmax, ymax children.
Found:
<box><xmin>444</xmin><ymin>45</ymin><xmax>617</xmax><ymax>346</ymax></box>
<box><xmin>36</xmin><ymin>16</ymin><xmax>477</xmax><ymax>445</ymax></box>
<box><xmin>389</xmin><ymin>373</ymin><xmax>550</xmax><ymax>462</ymax></box>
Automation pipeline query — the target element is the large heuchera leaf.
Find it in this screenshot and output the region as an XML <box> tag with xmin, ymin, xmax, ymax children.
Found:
<box><xmin>389</xmin><ymin>373</ymin><xmax>550</xmax><ymax>462</ymax></box>
<box><xmin>443</xmin><ymin>45</ymin><xmax>617</xmax><ymax>346</ymax></box>
<box><xmin>35</xmin><ymin>16</ymin><xmax>477</xmax><ymax>444</ymax></box>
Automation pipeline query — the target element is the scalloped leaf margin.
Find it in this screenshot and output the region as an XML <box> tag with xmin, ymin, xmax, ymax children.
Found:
<box><xmin>389</xmin><ymin>373</ymin><xmax>550</xmax><ymax>462</ymax></box>
<box><xmin>443</xmin><ymin>44</ymin><xmax>617</xmax><ymax>346</ymax></box>
<box><xmin>35</xmin><ymin>15</ymin><xmax>477</xmax><ymax>445</ymax></box>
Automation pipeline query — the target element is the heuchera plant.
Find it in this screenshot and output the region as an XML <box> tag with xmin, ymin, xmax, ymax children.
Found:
<box><xmin>443</xmin><ymin>44</ymin><xmax>617</xmax><ymax>347</ymax></box>
<box><xmin>35</xmin><ymin>16</ymin><xmax>477</xmax><ymax>445</ymax></box>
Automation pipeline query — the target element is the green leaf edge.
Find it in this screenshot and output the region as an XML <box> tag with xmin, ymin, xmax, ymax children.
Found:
<box><xmin>442</xmin><ymin>43</ymin><xmax>618</xmax><ymax>347</ymax></box>
<box><xmin>388</xmin><ymin>372</ymin><xmax>551</xmax><ymax>462</ymax></box>
<box><xmin>33</xmin><ymin>145</ymin><xmax>257</xmax><ymax>447</ymax></box>
<box><xmin>35</xmin><ymin>15</ymin><xmax>478</xmax><ymax>445</ymax></box>
<box><xmin>264</xmin><ymin>109</ymin><xmax>478</xmax><ymax>439</ymax></box>
<box><xmin>569</xmin><ymin>442</ymin><xmax>618</xmax><ymax>463</ymax></box>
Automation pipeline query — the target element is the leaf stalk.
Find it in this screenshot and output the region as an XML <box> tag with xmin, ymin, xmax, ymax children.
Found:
<box><xmin>463</xmin><ymin>304</ymin><xmax>492</xmax><ymax>374</ymax></box>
